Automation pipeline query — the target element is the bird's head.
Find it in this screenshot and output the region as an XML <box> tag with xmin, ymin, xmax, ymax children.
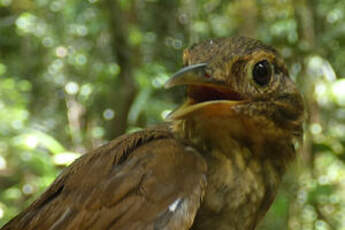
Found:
<box><xmin>166</xmin><ymin>36</ymin><xmax>304</xmax><ymax>148</ymax></box>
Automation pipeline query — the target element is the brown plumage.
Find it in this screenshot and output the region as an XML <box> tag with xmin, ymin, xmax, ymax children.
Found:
<box><xmin>1</xmin><ymin>36</ymin><xmax>304</xmax><ymax>230</ymax></box>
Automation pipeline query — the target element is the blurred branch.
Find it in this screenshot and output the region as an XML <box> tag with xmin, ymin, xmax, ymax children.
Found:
<box><xmin>235</xmin><ymin>0</ymin><xmax>258</xmax><ymax>37</ymax></box>
<box><xmin>294</xmin><ymin>0</ymin><xmax>316</xmax><ymax>48</ymax></box>
<box><xmin>293</xmin><ymin>0</ymin><xmax>319</xmax><ymax>165</ymax></box>
<box><xmin>183</xmin><ymin>0</ymin><xmax>199</xmax><ymax>44</ymax></box>
<box><xmin>103</xmin><ymin>0</ymin><xmax>138</xmax><ymax>139</ymax></box>
<box><xmin>65</xmin><ymin>95</ymin><xmax>85</xmax><ymax>153</ymax></box>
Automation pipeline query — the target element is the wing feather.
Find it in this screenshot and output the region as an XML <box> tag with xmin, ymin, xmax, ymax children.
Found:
<box><xmin>1</xmin><ymin>127</ymin><xmax>207</xmax><ymax>230</ymax></box>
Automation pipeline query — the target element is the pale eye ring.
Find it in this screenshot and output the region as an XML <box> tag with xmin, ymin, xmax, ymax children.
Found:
<box><xmin>252</xmin><ymin>60</ymin><xmax>272</xmax><ymax>86</ymax></box>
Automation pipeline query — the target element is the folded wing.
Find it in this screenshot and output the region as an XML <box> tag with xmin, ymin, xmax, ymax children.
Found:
<box><xmin>2</xmin><ymin>128</ymin><xmax>207</xmax><ymax>230</ymax></box>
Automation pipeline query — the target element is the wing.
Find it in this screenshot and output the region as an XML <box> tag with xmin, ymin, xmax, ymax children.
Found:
<box><xmin>1</xmin><ymin>127</ymin><xmax>207</xmax><ymax>230</ymax></box>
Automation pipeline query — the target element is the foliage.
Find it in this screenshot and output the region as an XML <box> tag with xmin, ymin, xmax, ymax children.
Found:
<box><xmin>0</xmin><ymin>0</ymin><xmax>345</xmax><ymax>229</ymax></box>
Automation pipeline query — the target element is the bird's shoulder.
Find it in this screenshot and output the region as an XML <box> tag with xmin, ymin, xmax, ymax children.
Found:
<box><xmin>2</xmin><ymin>124</ymin><xmax>207</xmax><ymax>230</ymax></box>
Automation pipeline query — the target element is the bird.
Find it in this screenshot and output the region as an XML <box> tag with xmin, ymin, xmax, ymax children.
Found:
<box><xmin>1</xmin><ymin>36</ymin><xmax>304</xmax><ymax>230</ymax></box>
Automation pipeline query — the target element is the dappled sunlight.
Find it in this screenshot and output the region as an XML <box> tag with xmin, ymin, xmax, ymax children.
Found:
<box><xmin>332</xmin><ymin>80</ymin><xmax>345</xmax><ymax>106</ymax></box>
<box><xmin>53</xmin><ymin>152</ymin><xmax>80</xmax><ymax>166</ymax></box>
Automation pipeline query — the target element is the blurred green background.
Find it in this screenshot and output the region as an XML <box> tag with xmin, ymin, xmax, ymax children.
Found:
<box><xmin>0</xmin><ymin>0</ymin><xmax>344</xmax><ymax>229</ymax></box>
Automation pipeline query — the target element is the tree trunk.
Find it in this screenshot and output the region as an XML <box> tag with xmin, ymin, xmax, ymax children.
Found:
<box><xmin>103</xmin><ymin>0</ymin><xmax>137</xmax><ymax>139</ymax></box>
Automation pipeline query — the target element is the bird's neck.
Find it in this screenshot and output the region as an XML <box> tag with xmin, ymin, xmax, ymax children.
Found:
<box><xmin>171</xmin><ymin>117</ymin><xmax>295</xmax><ymax>167</ymax></box>
<box><xmin>171</xmin><ymin>118</ymin><xmax>296</xmax><ymax>230</ymax></box>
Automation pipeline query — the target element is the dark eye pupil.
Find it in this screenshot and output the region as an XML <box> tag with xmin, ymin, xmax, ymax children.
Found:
<box><xmin>252</xmin><ymin>60</ymin><xmax>271</xmax><ymax>86</ymax></box>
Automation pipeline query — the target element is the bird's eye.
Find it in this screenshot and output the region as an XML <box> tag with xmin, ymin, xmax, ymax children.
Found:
<box><xmin>252</xmin><ymin>60</ymin><xmax>272</xmax><ymax>86</ymax></box>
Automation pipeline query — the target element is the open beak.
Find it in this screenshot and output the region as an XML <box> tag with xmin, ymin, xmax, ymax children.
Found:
<box><xmin>165</xmin><ymin>63</ymin><xmax>246</xmax><ymax>120</ymax></box>
<box><xmin>165</xmin><ymin>63</ymin><xmax>222</xmax><ymax>88</ymax></box>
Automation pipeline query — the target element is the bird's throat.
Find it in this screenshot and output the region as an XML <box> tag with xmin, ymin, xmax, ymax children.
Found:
<box><xmin>171</xmin><ymin>116</ymin><xmax>295</xmax><ymax>229</ymax></box>
<box><xmin>171</xmin><ymin>115</ymin><xmax>251</xmax><ymax>152</ymax></box>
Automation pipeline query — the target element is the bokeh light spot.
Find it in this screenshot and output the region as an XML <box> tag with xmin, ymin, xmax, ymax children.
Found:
<box><xmin>310</xmin><ymin>123</ymin><xmax>322</xmax><ymax>135</ymax></box>
<box><xmin>15</xmin><ymin>13</ymin><xmax>36</xmax><ymax>33</ymax></box>
<box><xmin>108</xmin><ymin>63</ymin><xmax>120</xmax><ymax>76</ymax></box>
<box><xmin>50</xmin><ymin>1</ymin><xmax>63</xmax><ymax>12</ymax></box>
<box><xmin>103</xmin><ymin>109</ymin><xmax>115</xmax><ymax>120</ymax></box>
<box><xmin>65</xmin><ymin>82</ymin><xmax>79</xmax><ymax>95</ymax></box>
<box><xmin>92</xmin><ymin>127</ymin><xmax>104</xmax><ymax>138</ymax></box>
<box><xmin>56</xmin><ymin>46</ymin><xmax>68</xmax><ymax>58</ymax></box>
<box><xmin>80</xmin><ymin>84</ymin><xmax>93</xmax><ymax>97</ymax></box>
<box><xmin>42</xmin><ymin>36</ymin><xmax>54</xmax><ymax>47</ymax></box>
<box><xmin>161</xmin><ymin>110</ymin><xmax>171</xmax><ymax>119</ymax></box>
<box><xmin>76</xmin><ymin>54</ymin><xmax>87</xmax><ymax>65</ymax></box>
<box><xmin>53</xmin><ymin>152</ymin><xmax>80</xmax><ymax>165</ymax></box>
<box><xmin>22</xmin><ymin>184</ymin><xmax>33</xmax><ymax>195</ymax></box>
<box><xmin>332</xmin><ymin>79</ymin><xmax>345</xmax><ymax>106</ymax></box>
<box><xmin>0</xmin><ymin>156</ymin><xmax>6</xmax><ymax>170</ymax></box>
<box><xmin>25</xmin><ymin>135</ymin><xmax>38</xmax><ymax>149</ymax></box>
